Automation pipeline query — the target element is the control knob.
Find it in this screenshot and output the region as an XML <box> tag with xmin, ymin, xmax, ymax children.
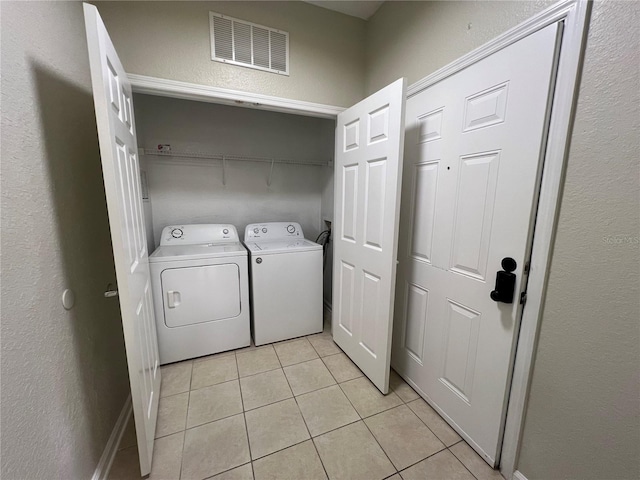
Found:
<box><xmin>287</xmin><ymin>224</ymin><xmax>296</xmax><ymax>234</ymax></box>
<box><xmin>223</xmin><ymin>228</ymin><xmax>229</xmax><ymax>235</ymax></box>
<box><xmin>171</xmin><ymin>228</ymin><xmax>183</xmax><ymax>239</ymax></box>
<box><xmin>253</xmin><ymin>228</ymin><xmax>260</xmax><ymax>234</ymax></box>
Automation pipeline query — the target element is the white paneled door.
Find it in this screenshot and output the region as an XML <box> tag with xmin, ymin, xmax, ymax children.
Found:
<box><xmin>84</xmin><ymin>4</ymin><xmax>160</xmax><ymax>476</ymax></box>
<box><xmin>393</xmin><ymin>24</ymin><xmax>560</xmax><ymax>465</ymax></box>
<box><xmin>333</xmin><ymin>78</ymin><xmax>407</xmax><ymax>394</ymax></box>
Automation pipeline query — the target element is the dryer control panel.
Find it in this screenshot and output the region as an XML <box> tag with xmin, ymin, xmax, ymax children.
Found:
<box><xmin>160</xmin><ymin>224</ymin><xmax>239</xmax><ymax>246</ymax></box>
<box><xmin>244</xmin><ymin>222</ymin><xmax>304</xmax><ymax>241</ymax></box>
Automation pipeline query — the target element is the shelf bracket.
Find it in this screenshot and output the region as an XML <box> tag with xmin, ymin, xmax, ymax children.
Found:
<box><xmin>267</xmin><ymin>159</ymin><xmax>275</xmax><ymax>187</ymax></box>
<box><xmin>222</xmin><ymin>155</ymin><xmax>227</xmax><ymax>186</ymax></box>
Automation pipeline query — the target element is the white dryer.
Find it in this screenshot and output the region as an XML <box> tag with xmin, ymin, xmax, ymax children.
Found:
<box><xmin>150</xmin><ymin>224</ymin><xmax>250</xmax><ymax>364</ymax></box>
<box><xmin>244</xmin><ymin>222</ymin><xmax>323</xmax><ymax>346</ymax></box>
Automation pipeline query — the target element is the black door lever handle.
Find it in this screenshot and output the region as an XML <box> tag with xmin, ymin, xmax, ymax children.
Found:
<box><xmin>490</xmin><ymin>257</ymin><xmax>517</xmax><ymax>304</ymax></box>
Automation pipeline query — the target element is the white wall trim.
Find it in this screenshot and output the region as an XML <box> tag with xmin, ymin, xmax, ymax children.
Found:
<box><xmin>406</xmin><ymin>0</ymin><xmax>589</xmax><ymax>98</ymax></box>
<box><xmin>92</xmin><ymin>395</ymin><xmax>132</xmax><ymax>480</ymax></box>
<box><xmin>128</xmin><ymin>74</ymin><xmax>344</xmax><ymax>119</ymax></box>
<box><xmin>512</xmin><ymin>470</ymin><xmax>530</xmax><ymax>480</ymax></box>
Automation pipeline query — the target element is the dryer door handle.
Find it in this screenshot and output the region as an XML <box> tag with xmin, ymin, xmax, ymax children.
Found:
<box><xmin>167</xmin><ymin>290</ymin><xmax>181</xmax><ymax>308</ymax></box>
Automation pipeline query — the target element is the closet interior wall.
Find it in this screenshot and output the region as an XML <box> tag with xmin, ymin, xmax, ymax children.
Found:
<box><xmin>133</xmin><ymin>94</ymin><xmax>336</xmax><ymax>303</ymax></box>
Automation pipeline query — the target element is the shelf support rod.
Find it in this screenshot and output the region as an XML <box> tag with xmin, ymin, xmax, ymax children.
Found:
<box><xmin>222</xmin><ymin>156</ymin><xmax>227</xmax><ymax>186</ymax></box>
<box><xmin>267</xmin><ymin>159</ymin><xmax>275</xmax><ymax>187</ymax></box>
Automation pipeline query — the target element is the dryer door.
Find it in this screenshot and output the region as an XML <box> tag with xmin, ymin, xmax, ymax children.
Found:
<box><xmin>161</xmin><ymin>264</ymin><xmax>241</xmax><ymax>327</ymax></box>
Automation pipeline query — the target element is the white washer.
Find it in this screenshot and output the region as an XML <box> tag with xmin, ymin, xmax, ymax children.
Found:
<box><xmin>244</xmin><ymin>222</ymin><xmax>323</xmax><ymax>346</ymax></box>
<box><xmin>150</xmin><ymin>224</ymin><xmax>250</xmax><ymax>364</ymax></box>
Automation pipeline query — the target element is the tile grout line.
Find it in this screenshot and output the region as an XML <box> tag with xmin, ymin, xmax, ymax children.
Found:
<box><xmin>322</xmin><ymin>359</ymin><xmax>399</xmax><ymax>475</ymax></box>
<box><xmin>202</xmin><ymin>461</ymin><xmax>252</xmax><ymax>480</ymax></box>
<box><xmin>392</xmin><ymin>380</ymin><xmax>465</xmax><ymax>452</ymax></box>
<box><xmin>388</xmin><ymin>368</ymin><xmax>485</xmax><ymax>471</ymax></box>
<box><xmin>403</xmin><ymin>398</ymin><xmax>470</xmax><ymax>454</ymax></box>
<box><xmin>393</xmin><ymin>444</ymin><xmax>451</xmax><ymax>477</ymax></box>
<box><xmin>310</xmin><ymin>418</ymin><xmax>362</xmax><ymax>439</ymax></box>
<box><xmin>273</xmin><ymin>339</ymin><xmax>319</xmax><ymax>370</ymax></box>
<box><xmin>335</xmin><ymin>379</ymin><xmax>399</xmax><ymax>475</ymax></box>
<box><xmin>309</xmin><ymin>438</ymin><xmax>331</xmax><ymax>480</ymax></box>
<box><xmin>446</xmin><ymin>442</ymin><xmax>481</xmax><ymax>480</ymax></box>
<box><xmin>280</xmin><ymin>363</ymin><xmax>332</xmax><ymax>480</ymax></box>
<box><xmin>356</xmin><ymin>391</ymin><xmax>458</xmax><ymax>475</ymax></box>
<box><xmin>177</xmin><ymin>389</ymin><xmax>190</xmax><ymax>480</ymax></box>
<box><xmin>239</xmin><ymin>365</ymin><xmax>281</xmax><ymax>380</ymax></box>
<box><xmin>318</xmin><ymin>350</ymin><xmax>365</xmax><ymax>384</ymax></box>
<box><xmin>360</xmin><ymin>413</ymin><xmax>400</xmax><ymax>474</ymax></box>
<box><xmin>235</xmin><ymin>351</ymin><xmax>256</xmax><ymax>480</ymax></box>
<box><xmin>236</xmin><ymin>344</ymin><xmax>284</xmax><ymax>378</ymax></box>
<box><xmin>308</xmin><ymin>334</ymin><xmax>343</xmax><ymax>359</ymax></box>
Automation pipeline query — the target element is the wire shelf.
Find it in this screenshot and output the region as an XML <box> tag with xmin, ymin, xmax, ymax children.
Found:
<box><xmin>142</xmin><ymin>149</ymin><xmax>329</xmax><ymax>167</ymax></box>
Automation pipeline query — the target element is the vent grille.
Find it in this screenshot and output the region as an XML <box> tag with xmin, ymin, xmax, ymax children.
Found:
<box><xmin>210</xmin><ymin>12</ymin><xmax>289</xmax><ymax>76</ymax></box>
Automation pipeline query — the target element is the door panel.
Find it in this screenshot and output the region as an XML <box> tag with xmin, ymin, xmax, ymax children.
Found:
<box><xmin>409</xmin><ymin>162</ymin><xmax>439</xmax><ymax>263</ymax></box>
<box><xmin>337</xmin><ymin>261</ymin><xmax>356</xmax><ymax>334</ymax></box>
<box><xmin>393</xmin><ymin>24</ymin><xmax>559</xmax><ymax>464</ymax></box>
<box><xmin>440</xmin><ymin>299</ymin><xmax>481</xmax><ymax>404</ymax></box>
<box><xmin>402</xmin><ymin>283</ymin><xmax>429</xmax><ymax>362</ymax></box>
<box><xmin>450</xmin><ymin>150</ymin><xmax>500</xmax><ymax>280</ymax></box>
<box><xmin>333</xmin><ymin>78</ymin><xmax>406</xmax><ymax>393</ymax></box>
<box><xmin>83</xmin><ymin>4</ymin><xmax>160</xmax><ymax>476</ymax></box>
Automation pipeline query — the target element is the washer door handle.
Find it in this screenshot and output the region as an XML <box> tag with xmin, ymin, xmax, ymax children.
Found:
<box><xmin>167</xmin><ymin>290</ymin><xmax>181</xmax><ymax>308</ymax></box>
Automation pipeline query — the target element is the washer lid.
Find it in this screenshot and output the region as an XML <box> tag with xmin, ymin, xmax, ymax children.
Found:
<box><xmin>149</xmin><ymin>242</ymin><xmax>247</xmax><ymax>262</ymax></box>
<box><xmin>244</xmin><ymin>239</ymin><xmax>322</xmax><ymax>255</ymax></box>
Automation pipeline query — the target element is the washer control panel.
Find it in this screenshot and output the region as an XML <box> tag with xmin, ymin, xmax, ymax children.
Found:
<box><xmin>160</xmin><ymin>224</ymin><xmax>239</xmax><ymax>246</ymax></box>
<box><xmin>244</xmin><ymin>222</ymin><xmax>303</xmax><ymax>241</ymax></box>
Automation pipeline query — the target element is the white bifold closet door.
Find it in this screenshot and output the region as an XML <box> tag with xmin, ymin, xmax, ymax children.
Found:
<box><xmin>393</xmin><ymin>23</ymin><xmax>560</xmax><ymax>465</ymax></box>
<box><xmin>332</xmin><ymin>78</ymin><xmax>407</xmax><ymax>394</ymax></box>
<box><xmin>84</xmin><ymin>3</ymin><xmax>161</xmax><ymax>476</ymax></box>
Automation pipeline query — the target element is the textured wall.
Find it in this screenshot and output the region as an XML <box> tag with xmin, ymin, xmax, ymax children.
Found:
<box><xmin>0</xmin><ymin>1</ymin><xmax>130</xmax><ymax>478</ymax></box>
<box><xmin>365</xmin><ymin>0</ymin><xmax>553</xmax><ymax>94</ymax></box>
<box><xmin>518</xmin><ymin>2</ymin><xmax>640</xmax><ymax>478</ymax></box>
<box><xmin>133</xmin><ymin>94</ymin><xmax>335</xmax><ymax>245</ymax></box>
<box><xmin>93</xmin><ymin>1</ymin><xmax>366</xmax><ymax>107</ymax></box>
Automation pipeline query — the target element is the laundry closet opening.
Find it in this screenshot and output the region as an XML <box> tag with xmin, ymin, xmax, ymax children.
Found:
<box><xmin>134</xmin><ymin>95</ymin><xmax>337</xmax><ymax>308</ymax></box>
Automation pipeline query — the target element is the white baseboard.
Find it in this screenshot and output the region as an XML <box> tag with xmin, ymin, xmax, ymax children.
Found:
<box><xmin>512</xmin><ymin>470</ymin><xmax>529</xmax><ymax>480</ymax></box>
<box><xmin>92</xmin><ymin>395</ymin><xmax>132</xmax><ymax>480</ymax></box>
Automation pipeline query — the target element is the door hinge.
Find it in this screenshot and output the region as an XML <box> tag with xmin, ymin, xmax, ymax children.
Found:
<box><xmin>520</xmin><ymin>292</ymin><xmax>527</xmax><ymax>305</ymax></box>
<box><xmin>524</xmin><ymin>261</ymin><xmax>530</xmax><ymax>274</ymax></box>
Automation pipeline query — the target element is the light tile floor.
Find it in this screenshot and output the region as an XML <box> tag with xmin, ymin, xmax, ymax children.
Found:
<box><xmin>110</xmin><ymin>327</ymin><xmax>504</xmax><ymax>480</ymax></box>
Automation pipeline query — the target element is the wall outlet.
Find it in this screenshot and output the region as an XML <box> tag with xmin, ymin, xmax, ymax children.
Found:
<box><xmin>157</xmin><ymin>144</ymin><xmax>171</xmax><ymax>153</ymax></box>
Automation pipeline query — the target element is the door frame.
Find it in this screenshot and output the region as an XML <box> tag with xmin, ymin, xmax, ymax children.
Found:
<box><xmin>123</xmin><ymin>1</ymin><xmax>589</xmax><ymax>476</ymax></box>
<box><xmin>128</xmin><ymin>73</ymin><xmax>345</xmax><ymax>119</ymax></box>
<box><xmin>405</xmin><ymin>1</ymin><xmax>590</xmax><ymax>478</ymax></box>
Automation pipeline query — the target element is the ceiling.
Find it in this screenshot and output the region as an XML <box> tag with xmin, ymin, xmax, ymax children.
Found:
<box><xmin>303</xmin><ymin>1</ymin><xmax>385</xmax><ymax>20</ymax></box>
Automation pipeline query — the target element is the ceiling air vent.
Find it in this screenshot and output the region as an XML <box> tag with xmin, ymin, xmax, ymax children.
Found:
<box><xmin>210</xmin><ymin>12</ymin><xmax>289</xmax><ymax>76</ymax></box>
